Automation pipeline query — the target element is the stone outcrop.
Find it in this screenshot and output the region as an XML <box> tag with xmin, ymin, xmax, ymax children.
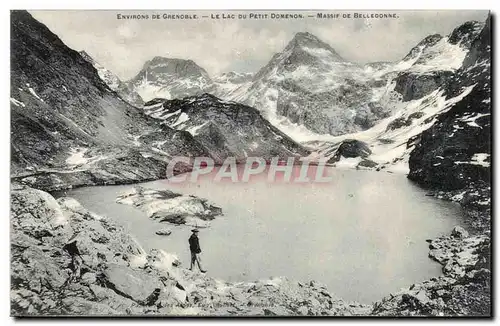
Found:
<box><xmin>328</xmin><ymin>139</ymin><xmax>372</xmax><ymax>163</ymax></box>
<box><xmin>394</xmin><ymin>71</ymin><xmax>453</xmax><ymax>102</ymax></box>
<box><xmin>156</xmin><ymin>229</ymin><xmax>172</xmax><ymax>236</ymax></box>
<box><xmin>115</xmin><ymin>186</ymin><xmax>222</xmax><ymax>227</ymax></box>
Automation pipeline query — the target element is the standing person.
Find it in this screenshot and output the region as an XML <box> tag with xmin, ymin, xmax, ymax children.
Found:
<box><xmin>189</xmin><ymin>229</ymin><xmax>206</xmax><ymax>273</ymax></box>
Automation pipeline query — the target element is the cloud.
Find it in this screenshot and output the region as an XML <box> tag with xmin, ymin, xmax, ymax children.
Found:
<box><xmin>29</xmin><ymin>10</ymin><xmax>488</xmax><ymax>80</ymax></box>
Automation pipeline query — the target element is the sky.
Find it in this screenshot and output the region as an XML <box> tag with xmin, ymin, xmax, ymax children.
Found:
<box><xmin>30</xmin><ymin>10</ymin><xmax>489</xmax><ymax>80</ymax></box>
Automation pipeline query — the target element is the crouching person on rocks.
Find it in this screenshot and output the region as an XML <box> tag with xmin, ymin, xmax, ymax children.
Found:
<box><xmin>189</xmin><ymin>229</ymin><xmax>206</xmax><ymax>273</ymax></box>
<box><xmin>63</xmin><ymin>239</ymin><xmax>83</xmax><ymax>282</ymax></box>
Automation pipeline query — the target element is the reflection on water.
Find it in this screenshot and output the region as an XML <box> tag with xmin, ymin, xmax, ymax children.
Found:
<box><xmin>63</xmin><ymin>168</ymin><xmax>464</xmax><ymax>303</ymax></box>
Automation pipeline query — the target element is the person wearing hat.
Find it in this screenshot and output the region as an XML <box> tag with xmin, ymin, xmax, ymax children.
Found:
<box><xmin>188</xmin><ymin>229</ymin><xmax>206</xmax><ymax>273</ymax></box>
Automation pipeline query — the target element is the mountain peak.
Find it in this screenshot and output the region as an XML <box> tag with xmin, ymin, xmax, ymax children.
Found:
<box><xmin>284</xmin><ymin>31</ymin><xmax>345</xmax><ymax>62</ymax></box>
<box><xmin>292</xmin><ymin>31</ymin><xmax>321</xmax><ymax>42</ymax></box>
<box><xmin>139</xmin><ymin>56</ymin><xmax>211</xmax><ymax>80</ymax></box>
<box><xmin>448</xmin><ymin>20</ymin><xmax>484</xmax><ymax>46</ymax></box>
<box><xmin>147</xmin><ymin>56</ymin><xmax>196</xmax><ymax>67</ymax></box>
<box><xmin>402</xmin><ymin>34</ymin><xmax>443</xmax><ymax>62</ymax></box>
<box><xmin>289</xmin><ymin>32</ymin><xmax>330</xmax><ymax>48</ymax></box>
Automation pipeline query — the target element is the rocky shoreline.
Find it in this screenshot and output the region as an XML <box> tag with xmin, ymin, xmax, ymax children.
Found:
<box><xmin>371</xmin><ymin>182</ymin><xmax>491</xmax><ymax>316</ymax></box>
<box><xmin>10</xmin><ymin>179</ymin><xmax>491</xmax><ymax>316</ymax></box>
<box><xmin>10</xmin><ymin>183</ymin><xmax>370</xmax><ymax>316</ymax></box>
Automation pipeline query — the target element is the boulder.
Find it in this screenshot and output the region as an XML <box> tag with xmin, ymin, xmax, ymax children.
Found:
<box><xmin>103</xmin><ymin>264</ymin><xmax>162</xmax><ymax>303</ymax></box>
<box><xmin>451</xmin><ymin>226</ymin><xmax>469</xmax><ymax>239</ymax></box>
<box><xmin>357</xmin><ymin>159</ymin><xmax>378</xmax><ymax>168</ymax></box>
<box><xmin>155</xmin><ymin>228</ymin><xmax>172</xmax><ymax>236</ymax></box>
<box><xmin>329</xmin><ymin>139</ymin><xmax>372</xmax><ymax>163</ymax></box>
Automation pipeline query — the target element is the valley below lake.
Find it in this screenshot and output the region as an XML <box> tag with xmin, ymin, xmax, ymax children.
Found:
<box><xmin>59</xmin><ymin>168</ymin><xmax>465</xmax><ymax>304</ymax></box>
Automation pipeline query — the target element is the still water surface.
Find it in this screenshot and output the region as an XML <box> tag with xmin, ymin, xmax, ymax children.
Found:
<box><xmin>62</xmin><ymin>168</ymin><xmax>464</xmax><ymax>303</ymax></box>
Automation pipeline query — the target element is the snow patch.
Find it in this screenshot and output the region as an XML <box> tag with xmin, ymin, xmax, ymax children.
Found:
<box><xmin>408</xmin><ymin>37</ymin><xmax>467</xmax><ymax>74</ymax></box>
<box><xmin>65</xmin><ymin>148</ymin><xmax>109</xmax><ymax>167</ymax></box>
<box><xmin>171</xmin><ymin>112</ymin><xmax>190</xmax><ymax>128</ymax></box>
<box><xmin>66</xmin><ymin>148</ymin><xmax>89</xmax><ymax>166</ymax></box>
<box><xmin>335</xmin><ymin>157</ymin><xmax>362</xmax><ymax>169</ymax></box>
<box><xmin>10</xmin><ymin>98</ymin><xmax>26</xmax><ymax>107</ymax></box>
<box><xmin>454</xmin><ymin>153</ymin><xmax>490</xmax><ymax>168</ymax></box>
<box><xmin>28</xmin><ymin>87</ymin><xmax>44</xmax><ymax>102</ymax></box>
<box><xmin>186</xmin><ymin>122</ymin><xmax>208</xmax><ymax>136</ymax></box>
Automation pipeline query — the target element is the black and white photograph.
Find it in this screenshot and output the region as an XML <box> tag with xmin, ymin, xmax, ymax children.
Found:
<box><xmin>9</xmin><ymin>8</ymin><xmax>492</xmax><ymax>317</ymax></box>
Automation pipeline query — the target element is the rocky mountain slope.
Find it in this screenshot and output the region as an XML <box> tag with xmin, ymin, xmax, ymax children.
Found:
<box><xmin>10</xmin><ymin>10</ymin><xmax>210</xmax><ymax>191</ymax></box>
<box><xmin>143</xmin><ymin>94</ymin><xmax>308</xmax><ymax>163</ymax></box>
<box><xmin>10</xmin><ymin>11</ymin><xmax>305</xmax><ymax>191</ymax></box>
<box><xmin>79</xmin><ymin>51</ymin><xmax>144</xmax><ymax>107</ymax></box>
<box><xmin>407</xmin><ymin>18</ymin><xmax>491</xmax><ymax>191</ymax></box>
<box><xmin>212</xmin><ymin>71</ymin><xmax>253</xmax><ymax>99</ymax></box>
<box><xmin>230</xmin><ymin>32</ymin><xmax>394</xmax><ymax>138</ymax></box>
<box><xmin>125</xmin><ymin>57</ymin><xmax>216</xmax><ymax>102</ymax></box>
<box><xmin>324</xmin><ymin>18</ymin><xmax>492</xmax><ymax>316</ymax></box>
<box><xmin>10</xmin><ymin>10</ymin><xmax>491</xmax><ymax>317</ymax></box>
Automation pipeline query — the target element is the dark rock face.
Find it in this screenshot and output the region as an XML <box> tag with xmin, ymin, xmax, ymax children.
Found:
<box><xmin>448</xmin><ymin>21</ymin><xmax>484</xmax><ymax>47</ymax></box>
<box><xmin>394</xmin><ymin>71</ymin><xmax>453</xmax><ymax>102</ymax></box>
<box><xmin>329</xmin><ymin>139</ymin><xmax>372</xmax><ymax>163</ymax></box>
<box><xmin>407</xmin><ymin>16</ymin><xmax>491</xmax><ymax>191</ymax></box>
<box><xmin>143</xmin><ymin>93</ymin><xmax>309</xmax><ymax>163</ymax></box>
<box><xmin>386</xmin><ymin>112</ymin><xmax>425</xmax><ymax>131</ymax></box>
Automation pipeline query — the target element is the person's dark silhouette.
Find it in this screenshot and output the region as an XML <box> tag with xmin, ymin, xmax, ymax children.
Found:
<box><xmin>188</xmin><ymin>229</ymin><xmax>206</xmax><ymax>273</ymax></box>
<box><xmin>63</xmin><ymin>240</ymin><xmax>83</xmax><ymax>281</ymax></box>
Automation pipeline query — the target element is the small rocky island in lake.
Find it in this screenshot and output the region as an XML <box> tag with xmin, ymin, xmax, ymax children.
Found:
<box><xmin>116</xmin><ymin>186</ymin><xmax>222</xmax><ymax>228</ymax></box>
